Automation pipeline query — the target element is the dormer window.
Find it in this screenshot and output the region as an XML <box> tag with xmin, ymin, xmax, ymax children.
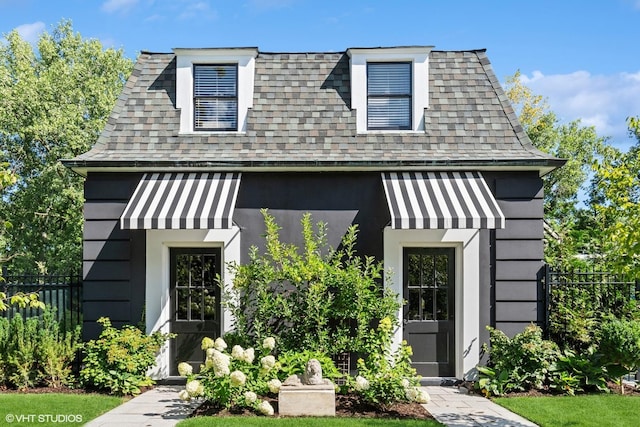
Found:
<box><xmin>174</xmin><ymin>47</ymin><xmax>258</xmax><ymax>134</ymax></box>
<box><xmin>367</xmin><ymin>62</ymin><xmax>412</xmax><ymax>130</ymax></box>
<box><xmin>194</xmin><ymin>64</ymin><xmax>238</xmax><ymax>131</ymax></box>
<box><xmin>347</xmin><ymin>46</ymin><xmax>432</xmax><ymax>133</ymax></box>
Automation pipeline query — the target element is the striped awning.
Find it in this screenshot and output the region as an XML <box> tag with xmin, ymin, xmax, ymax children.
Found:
<box><xmin>120</xmin><ymin>172</ymin><xmax>241</xmax><ymax>230</ymax></box>
<box><xmin>381</xmin><ymin>171</ymin><xmax>505</xmax><ymax>229</ymax></box>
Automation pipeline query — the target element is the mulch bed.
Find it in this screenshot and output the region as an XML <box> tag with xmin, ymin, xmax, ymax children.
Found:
<box><xmin>191</xmin><ymin>394</ymin><xmax>434</xmax><ymax>419</ymax></box>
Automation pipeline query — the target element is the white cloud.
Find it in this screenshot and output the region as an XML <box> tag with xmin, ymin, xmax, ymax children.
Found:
<box><xmin>519</xmin><ymin>70</ymin><xmax>640</xmax><ymax>149</ymax></box>
<box><xmin>14</xmin><ymin>21</ymin><xmax>45</xmax><ymax>44</ymax></box>
<box><xmin>101</xmin><ymin>0</ymin><xmax>139</xmax><ymax>14</ymax></box>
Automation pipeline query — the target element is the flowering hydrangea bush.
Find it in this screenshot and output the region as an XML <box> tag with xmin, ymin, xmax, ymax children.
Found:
<box><xmin>347</xmin><ymin>317</ymin><xmax>429</xmax><ymax>408</ymax></box>
<box><xmin>177</xmin><ymin>336</ymin><xmax>280</xmax><ymax>415</ymax></box>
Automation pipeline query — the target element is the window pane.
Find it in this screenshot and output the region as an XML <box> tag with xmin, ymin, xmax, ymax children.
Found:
<box><xmin>194</xmin><ymin>65</ymin><xmax>237</xmax><ymax>97</ymax></box>
<box><xmin>407</xmin><ymin>254</ymin><xmax>421</xmax><ymax>286</ymax></box>
<box><xmin>408</xmin><ymin>289</ymin><xmax>420</xmax><ymax>320</ymax></box>
<box><xmin>368</xmin><ymin>63</ymin><xmax>411</xmax><ymax>95</ymax></box>
<box><xmin>435</xmin><ymin>255</ymin><xmax>448</xmax><ymax>287</ymax></box>
<box><xmin>436</xmin><ymin>289</ymin><xmax>448</xmax><ymax>320</ymax></box>
<box><xmin>422</xmin><ymin>290</ymin><xmax>434</xmax><ymax>320</ymax></box>
<box><xmin>195</xmin><ymin>99</ymin><xmax>237</xmax><ymax>130</ymax></box>
<box><xmin>368</xmin><ymin>97</ymin><xmax>410</xmax><ymax>129</ymax></box>
<box><xmin>176</xmin><ymin>289</ymin><xmax>188</xmax><ymax>320</ymax></box>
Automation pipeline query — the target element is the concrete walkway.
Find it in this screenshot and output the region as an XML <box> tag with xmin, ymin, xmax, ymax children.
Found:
<box><xmin>84</xmin><ymin>385</ymin><xmax>537</xmax><ymax>427</ymax></box>
<box><xmin>84</xmin><ymin>385</ymin><xmax>198</xmax><ymax>427</ymax></box>
<box><xmin>424</xmin><ymin>386</ymin><xmax>537</xmax><ymax>427</ymax></box>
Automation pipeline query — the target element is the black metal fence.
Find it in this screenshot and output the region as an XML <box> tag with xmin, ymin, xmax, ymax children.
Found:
<box><xmin>1</xmin><ymin>269</ymin><xmax>83</xmax><ymax>331</ymax></box>
<box><xmin>541</xmin><ymin>264</ymin><xmax>640</xmax><ymax>342</ymax></box>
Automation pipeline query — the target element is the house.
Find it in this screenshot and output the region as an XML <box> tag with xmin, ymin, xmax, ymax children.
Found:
<box><xmin>63</xmin><ymin>45</ymin><xmax>564</xmax><ymax>380</ymax></box>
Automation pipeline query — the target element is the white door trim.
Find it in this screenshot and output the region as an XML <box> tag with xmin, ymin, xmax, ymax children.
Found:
<box><xmin>383</xmin><ymin>227</ymin><xmax>480</xmax><ymax>379</ymax></box>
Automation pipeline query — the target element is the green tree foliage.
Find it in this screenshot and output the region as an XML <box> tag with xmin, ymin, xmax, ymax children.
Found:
<box><xmin>504</xmin><ymin>71</ymin><xmax>607</xmax><ymax>267</ymax></box>
<box><xmin>590</xmin><ymin>117</ymin><xmax>640</xmax><ymax>275</ymax></box>
<box><xmin>0</xmin><ymin>20</ymin><xmax>133</xmax><ymax>273</ymax></box>
<box><xmin>225</xmin><ymin>210</ymin><xmax>400</xmax><ymax>357</ymax></box>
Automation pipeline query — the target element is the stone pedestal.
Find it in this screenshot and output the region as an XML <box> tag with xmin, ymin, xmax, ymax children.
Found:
<box><xmin>278</xmin><ymin>383</ymin><xmax>336</xmax><ymax>416</ymax></box>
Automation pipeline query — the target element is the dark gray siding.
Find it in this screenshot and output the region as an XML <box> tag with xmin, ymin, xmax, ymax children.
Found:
<box><xmin>485</xmin><ymin>173</ymin><xmax>545</xmax><ymax>338</ymax></box>
<box><xmin>83</xmin><ymin>173</ymin><xmax>146</xmax><ymax>339</ymax></box>
<box><xmin>234</xmin><ymin>172</ymin><xmax>390</xmax><ymax>262</ymax></box>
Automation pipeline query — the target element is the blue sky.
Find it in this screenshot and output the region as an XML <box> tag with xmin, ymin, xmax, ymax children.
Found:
<box><xmin>2</xmin><ymin>0</ymin><xmax>640</xmax><ymax>150</ymax></box>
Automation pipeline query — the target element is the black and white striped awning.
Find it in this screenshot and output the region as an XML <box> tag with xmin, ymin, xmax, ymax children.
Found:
<box><xmin>120</xmin><ymin>172</ymin><xmax>241</xmax><ymax>230</ymax></box>
<box><xmin>381</xmin><ymin>172</ymin><xmax>505</xmax><ymax>229</ymax></box>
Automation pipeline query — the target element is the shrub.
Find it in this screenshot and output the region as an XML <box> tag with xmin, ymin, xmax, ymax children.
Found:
<box><xmin>548</xmin><ymin>348</ymin><xmax>608</xmax><ymax>395</ymax></box>
<box><xmin>37</xmin><ymin>309</ymin><xmax>81</xmax><ymax>388</ymax></box>
<box><xmin>178</xmin><ymin>336</ymin><xmax>279</xmax><ymax>416</ymax></box>
<box><xmin>347</xmin><ymin>317</ymin><xmax>427</xmax><ymax>408</ymax></box>
<box><xmin>0</xmin><ymin>309</ymin><xmax>80</xmax><ymax>390</ymax></box>
<box><xmin>5</xmin><ymin>314</ymin><xmax>39</xmax><ymax>389</ymax></box>
<box><xmin>224</xmin><ymin>210</ymin><xmax>400</xmax><ymax>357</ymax></box>
<box><xmin>477</xmin><ymin>325</ymin><xmax>560</xmax><ymax>396</ymax></box>
<box><xmin>80</xmin><ymin>317</ymin><xmax>174</xmax><ymax>395</ymax></box>
<box><xmin>598</xmin><ymin>317</ymin><xmax>640</xmax><ymax>394</ymax></box>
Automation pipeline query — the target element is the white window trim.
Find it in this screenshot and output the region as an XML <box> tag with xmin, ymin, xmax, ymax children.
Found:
<box><xmin>175</xmin><ymin>48</ymin><xmax>258</xmax><ymax>134</ymax></box>
<box><xmin>145</xmin><ymin>227</ymin><xmax>241</xmax><ymax>379</ymax></box>
<box><xmin>347</xmin><ymin>46</ymin><xmax>432</xmax><ymax>134</ymax></box>
<box><xmin>383</xmin><ymin>227</ymin><xmax>480</xmax><ymax>380</ymax></box>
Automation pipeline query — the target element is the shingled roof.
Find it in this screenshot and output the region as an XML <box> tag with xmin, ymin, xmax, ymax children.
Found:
<box><xmin>64</xmin><ymin>48</ymin><xmax>563</xmax><ymax>172</ymax></box>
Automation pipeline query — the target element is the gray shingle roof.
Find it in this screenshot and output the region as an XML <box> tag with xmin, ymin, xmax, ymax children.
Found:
<box><xmin>65</xmin><ymin>49</ymin><xmax>562</xmax><ymax>170</ymax></box>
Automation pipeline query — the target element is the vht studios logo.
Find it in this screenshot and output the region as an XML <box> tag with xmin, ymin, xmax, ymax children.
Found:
<box><xmin>5</xmin><ymin>413</ymin><xmax>83</xmax><ymax>423</ymax></box>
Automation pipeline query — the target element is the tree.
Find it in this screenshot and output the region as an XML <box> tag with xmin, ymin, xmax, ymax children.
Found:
<box><xmin>0</xmin><ymin>20</ymin><xmax>134</xmax><ymax>273</ymax></box>
<box><xmin>504</xmin><ymin>71</ymin><xmax>607</xmax><ymax>267</ymax></box>
<box><xmin>590</xmin><ymin>117</ymin><xmax>640</xmax><ymax>275</ymax></box>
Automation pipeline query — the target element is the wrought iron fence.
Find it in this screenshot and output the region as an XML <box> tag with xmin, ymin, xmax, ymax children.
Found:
<box><xmin>541</xmin><ymin>265</ymin><xmax>640</xmax><ymax>344</ymax></box>
<box><xmin>1</xmin><ymin>269</ymin><xmax>83</xmax><ymax>332</ymax></box>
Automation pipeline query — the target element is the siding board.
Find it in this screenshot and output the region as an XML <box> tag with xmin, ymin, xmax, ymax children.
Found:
<box><xmin>495</xmin><ymin>260</ymin><xmax>543</xmax><ymax>281</ymax></box>
<box><xmin>497</xmin><ymin>199</ymin><xmax>544</xmax><ymax>219</ymax></box>
<box><xmin>84</xmin><ymin>241</ymin><xmax>130</xmax><ymax>261</ymax></box>
<box><xmin>495</xmin><ymin>219</ymin><xmax>543</xmax><ymax>240</ymax></box>
<box><xmin>495</xmin><ymin>281</ymin><xmax>539</xmax><ymax>301</ymax></box>
<box><xmin>495</xmin><ymin>178</ymin><xmax>543</xmax><ymax>199</ymax></box>
<box><xmin>495</xmin><ymin>240</ymin><xmax>543</xmax><ymax>260</ymax></box>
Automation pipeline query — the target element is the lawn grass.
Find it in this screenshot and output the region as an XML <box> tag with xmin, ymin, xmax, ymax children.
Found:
<box><xmin>178</xmin><ymin>417</ymin><xmax>442</xmax><ymax>426</ymax></box>
<box><xmin>495</xmin><ymin>394</ymin><xmax>640</xmax><ymax>427</ymax></box>
<box><xmin>0</xmin><ymin>393</ymin><xmax>125</xmax><ymax>426</ymax></box>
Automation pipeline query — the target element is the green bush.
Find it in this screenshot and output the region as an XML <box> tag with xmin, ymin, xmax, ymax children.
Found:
<box><xmin>598</xmin><ymin>317</ymin><xmax>640</xmax><ymax>393</ymax></box>
<box><xmin>224</xmin><ymin>210</ymin><xmax>400</xmax><ymax>358</ymax></box>
<box><xmin>177</xmin><ymin>336</ymin><xmax>280</xmax><ymax>416</ymax></box>
<box><xmin>37</xmin><ymin>309</ymin><xmax>81</xmax><ymax>388</ymax></box>
<box><xmin>346</xmin><ymin>317</ymin><xmax>427</xmax><ymax>408</ymax></box>
<box><xmin>0</xmin><ymin>310</ymin><xmax>80</xmax><ymax>390</ymax></box>
<box><xmin>477</xmin><ymin>325</ymin><xmax>560</xmax><ymax>396</ymax></box>
<box><xmin>80</xmin><ymin>317</ymin><xmax>174</xmax><ymax>395</ymax></box>
<box><xmin>549</xmin><ymin>348</ymin><xmax>608</xmax><ymax>395</ymax></box>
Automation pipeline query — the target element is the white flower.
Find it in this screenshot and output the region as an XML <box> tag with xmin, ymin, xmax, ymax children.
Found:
<box><xmin>231</xmin><ymin>345</ymin><xmax>244</xmax><ymax>359</ymax></box>
<box><xmin>401</xmin><ymin>378</ymin><xmax>411</xmax><ymax>388</ymax></box>
<box><xmin>242</xmin><ymin>347</ymin><xmax>255</xmax><ymax>364</ymax></box>
<box><xmin>186</xmin><ymin>380</ymin><xmax>204</xmax><ymax>397</ymax></box>
<box><xmin>258</xmin><ymin>400</ymin><xmax>275</xmax><ymax>416</ymax></box>
<box><xmin>214</xmin><ymin>337</ymin><xmax>228</xmax><ymax>351</ymax></box>
<box><xmin>244</xmin><ymin>391</ymin><xmax>258</xmax><ymax>404</ymax></box>
<box><xmin>209</xmin><ymin>349</ymin><xmax>231</xmax><ymax>377</ymax></box>
<box><xmin>261</xmin><ymin>355</ymin><xmax>276</xmax><ymax>371</ymax></box>
<box><xmin>415</xmin><ymin>389</ymin><xmax>430</xmax><ymax>404</ymax></box>
<box><xmin>178</xmin><ymin>389</ymin><xmax>191</xmax><ymax>401</ymax></box>
<box><xmin>230</xmin><ymin>370</ymin><xmax>247</xmax><ymax>387</ymax></box>
<box><xmin>267</xmin><ymin>378</ymin><xmax>282</xmax><ymax>394</ymax></box>
<box><xmin>262</xmin><ymin>337</ymin><xmax>276</xmax><ymax>350</ymax></box>
<box><xmin>201</xmin><ymin>337</ymin><xmax>215</xmax><ymax>350</ymax></box>
<box><xmin>354</xmin><ymin>375</ymin><xmax>370</xmax><ymax>391</ymax></box>
<box><xmin>405</xmin><ymin>386</ymin><xmax>419</xmax><ymax>401</ymax></box>
<box><xmin>177</xmin><ymin>362</ymin><xmax>193</xmax><ymax>377</ymax></box>
<box><xmin>206</xmin><ymin>348</ymin><xmax>216</xmax><ymax>358</ymax></box>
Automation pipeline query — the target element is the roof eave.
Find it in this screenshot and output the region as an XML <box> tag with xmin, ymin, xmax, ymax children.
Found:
<box><xmin>61</xmin><ymin>158</ymin><xmax>566</xmax><ymax>177</ymax></box>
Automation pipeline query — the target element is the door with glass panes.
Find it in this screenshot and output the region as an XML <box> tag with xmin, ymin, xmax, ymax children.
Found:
<box><xmin>170</xmin><ymin>248</ymin><xmax>221</xmax><ymax>375</ymax></box>
<box><xmin>403</xmin><ymin>247</ymin><xmax>455</xmax><ymax>377</ymax></box>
